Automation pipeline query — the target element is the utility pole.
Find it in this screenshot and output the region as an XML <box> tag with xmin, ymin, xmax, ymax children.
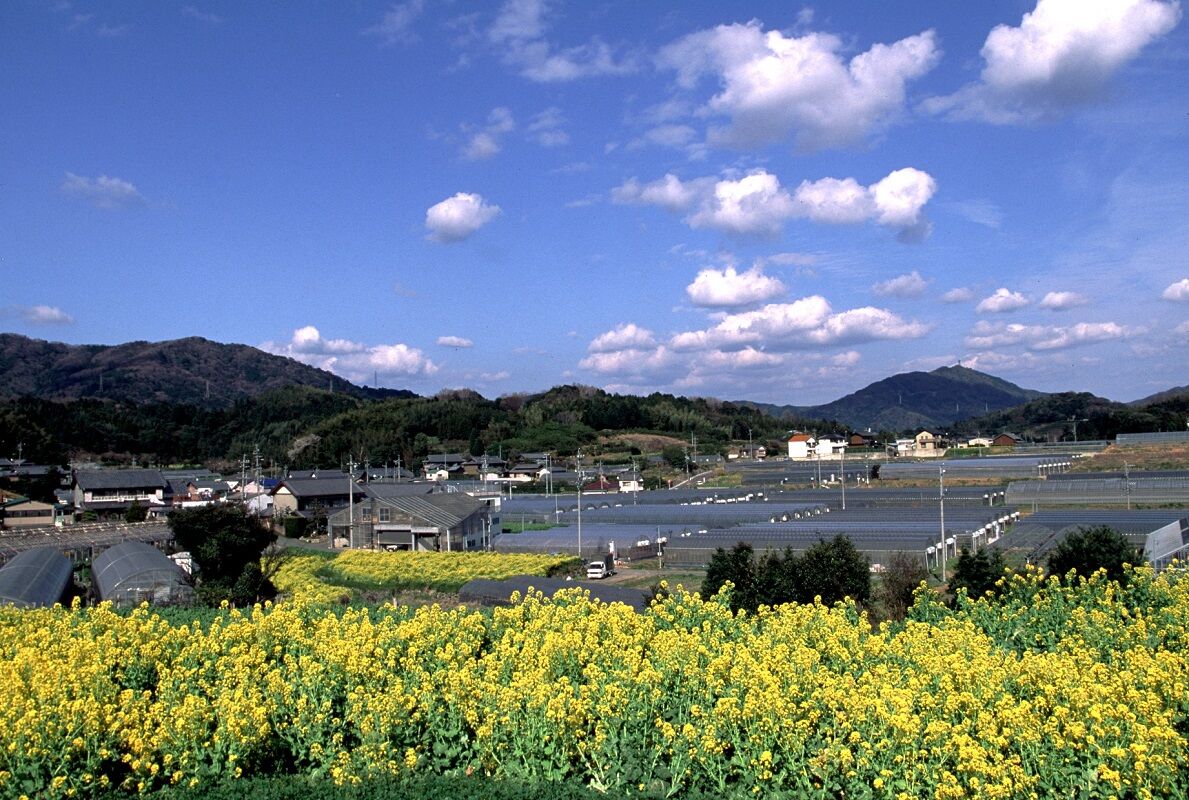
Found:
<box><xmin>348</xmin><ymin>456</ymin><xmax>356</xmax><ymax>548</ymax></box>
<box><xmin>576</xmin><ymin>448</ymin><xmax>584</xmax><ymax>560</ymax></box>
<box><xmin>841</xmin><ymin>446</ymin><xmax>846</xmax><ymax>510</ymax></box>
<box><xmin>1124</xmin><ymin>461</ymin><xmax>1131</xmax><ymax>510</ymax></box>
<box><xmin>938</xmin><ymin>466</ymin><xmax>947</xmax><ymax>574</ymax></box>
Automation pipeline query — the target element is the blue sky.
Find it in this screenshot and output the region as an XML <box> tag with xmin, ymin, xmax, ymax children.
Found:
<box><xmin>2</xmin><ymin>0</ymin><xmax>1188</xmax><ymax>404</ymax></box>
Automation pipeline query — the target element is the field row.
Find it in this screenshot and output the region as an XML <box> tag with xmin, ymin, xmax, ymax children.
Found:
<box><xmin>0</xmin><ymin>566</ymin><xmax>1186</xmax><ymax>799</ymax></box>
<box><xmin>270</xmin><ymin>549</ymin><xmax>579</xmax><ymax>602</ymax></box>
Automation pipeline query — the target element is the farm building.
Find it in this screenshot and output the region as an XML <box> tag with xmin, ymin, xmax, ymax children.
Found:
<box><xmin>91</xmin><ymin>540</ymin><xmax>193</xmax><ymax>606</ymax></box>
<box><xmin>0</xmin><ymin>546</ymin><xmax>73</xmax><ymax>608</ymax></box>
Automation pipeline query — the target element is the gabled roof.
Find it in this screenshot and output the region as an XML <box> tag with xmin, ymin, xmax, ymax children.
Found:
<box><xmin>273</xmin><ymin>476</ymin><xmax>356</xmax><ymax>498</ymax></box>
<box><xmin>424</xmin><ymin>453</ymin><xmax>467</xmax><ymax>465</ymax></box>
<box><xmin>788</xmin><ymin>434</ymin><xmax>813</xmax><ymax>443</ymax></box>
<box><xmin>364</xmin><ymin>482</ymin><xmax>435</xmax><ymax>499</ymax></box>
<box><xmin>370</xmin><ymin>493</ymin><xmax>484</xmax><ymax>529</ymax></box>
<box><xmin>74</xmin><ymin>469</ymin><xmax>166</xmax><ymax>491</ymax></box>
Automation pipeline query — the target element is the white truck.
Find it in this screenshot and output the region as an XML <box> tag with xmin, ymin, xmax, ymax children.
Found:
<box><xmin>586</xmin><ymin>553</ymin><xmax>616</xmax><ymax>579</ymax></box>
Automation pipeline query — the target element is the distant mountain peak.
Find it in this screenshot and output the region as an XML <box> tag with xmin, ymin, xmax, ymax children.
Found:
<box><xmin>0</xmin><ymin>333</ymin><xmax>415</xmax><ymax>407</ymax></box>
<box><xmin>747</xmin><ymin>365</ymin><xmax>1046</xmax><ymax>431</ymax></box>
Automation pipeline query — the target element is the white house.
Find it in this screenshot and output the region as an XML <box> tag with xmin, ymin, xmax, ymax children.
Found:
<box><xmin>787</xmin><ymin>434</ymin><xmax>814</xmax><ymax>459</ymax></box>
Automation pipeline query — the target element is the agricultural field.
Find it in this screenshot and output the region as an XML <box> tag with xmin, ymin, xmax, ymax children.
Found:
<box><xmin>1</xmin><ymin>566</ymin><xmax>1186</xmax><ymax>799</ymax></box>
<box><xmin>271</xmin><ymin>550</ymin><xmax>579</xmax><ymax>604</ymax></box>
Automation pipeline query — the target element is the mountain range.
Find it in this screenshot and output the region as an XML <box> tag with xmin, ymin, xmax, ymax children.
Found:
<box><xmin>1</xmin><ymin>333</ymin><xmax>1180</xmax><ymax>434</ymax></box>
<box><xmin>0</xmin><ymin>334</ymin><xmax>411</xmax><ymax>408</ymax></box>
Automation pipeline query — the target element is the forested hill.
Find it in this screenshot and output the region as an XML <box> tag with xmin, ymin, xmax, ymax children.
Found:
<box><xmin>949</xmin><ymin>391</ymin><xmax>1189</xmax><ymax>441</ymax></box>
<box><xmin>746</xmin><ymin>365</ymin><xmax>1046</xmax><ymax>431</ymax></box>
<box><xmin>0</xmin><ymin>333</ymin><xmax>413</xmax><ymax>407</ymax></box>
<box><xmin>0</xmin><ymin>385</ymin><xmax>837</xmax><ymax>470</ymax></box>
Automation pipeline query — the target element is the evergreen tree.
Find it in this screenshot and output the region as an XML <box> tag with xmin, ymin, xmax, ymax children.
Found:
<box><xmin>949</xmin><ymin>546</ymin><xmax>1007</xmax><ymax>603</ymax></box>
<box><xmin>169</xmin><ymin>504</ymin><xmax>277</xmax><ymax>606</ymax></box>
<box><xmin>1046</xmin><ymin>526</ymin><xmax>1141</xmax><ymax>584</ymax></box>
<box><xmin>794</xmin><ymin>535</ymin><xmax>871</xmax><ymax>606</ymax></box>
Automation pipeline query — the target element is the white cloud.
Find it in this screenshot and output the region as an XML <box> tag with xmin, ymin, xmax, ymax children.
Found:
<box><xmin>579</xmin><ymin>345</ymin><xmax>675</xmax><ymax>376</ymax></box>
<box><xmin>613</xmin><ymin>167</ymin><xmax>935</xmax><ymax>238</ymax></box>
<box><xmin>60</xmin><ymin>172</ymin><xmax>144</xmax><ymax>209</ymax></box>
<box><xmin>686</xmin><ymin>265</ymin><xmax>787</xmax><ymax>307</ymax></box>
<box><xmin>425</xmin><ymin>192</ymin><xmax>501</xmax><ymax>242</ymax></box>
<box><xmin>688</xmin><ymin>172</ymin><xmax>797</xmax><ymax>236</ymax></box>
<box><xmin>263</xmin><ymin>326</ymin><xmax>438</xmax><ymax>380</ymax></box>
<box><xmin>182</xmin><ymin>6</ymin><xmax>223</xmax><ymax>25</ymax></box>
<box><xmin>976</xmin><ymin>287</ymin><xmax>1030</xmax><ymax>313</ymax></box>
<box><xmin>832</xmin><ymin>350</ymin><xmax>861</xmax><ymax>366</ymax></box>
<box><xmin>947</xmin><ymin>199</ymin><xmax>1004</xmax><ymax>228</ymax></box>
<box><xmin>2</xmin><ymin>305</ymin><xmax>75</xmax><ymax>325</ymax></box>
<box><xmin>437</xmin><ymin>335</ymin><xmax>474</xmax><ymax>348</ymax></box>
<box><xmin>924</xmin><ymin>0</ymin><xmax>1181</xmax><ymax>123</ymax></box>
<box><xmin>488</xmin><ymin>0</ymin><xmax>636</xmax><ymax>82</ymax></box>
<box><xmin>1162</xmin><ymin>278</ymin><xmax>1189</xmax><ymax>301</ymax></box>
<box><xmin>656</xmin><ymin>21</ymin><xmax>940</xmax><ymax>151</ymax></box>
<box><xmin>611</xmin><ymin>174</ymin><xmax>712</xmax><ymax>213</ymax></box>
<box><xmin>1175</xmin><ymin>320</ymin><xmax>1189</xmax><ymax>337</ymax></box>
<box><xmin>461</xmin><ymin>107</ymin><xmax>515</xmax><ymax>160</ymax></box>
<box><xmin>1032</xmin><ymin>321</ymin><xmax>1133</xmax><ymax>349</ymax></box>
<box><xmin>1039</xmin><ymin>290</ymin><xmax>1090</xmax><ymax>310</ymax></box>
<box><xmin>588</xmin><ymin>323</ymin><xmax>656</xmax><ymax>353</ymax></box>
<box><xmin>527</xmin><ymin>107</ymin><xmax>569</xmax><ymax>146</ymax></box>
<box><xmin>764</xmin><ymin>252</ymin><xmax>818</xmax><ymax>267</ymax></box>
<box><xmin>872</xmin><ymin>270</ymin><xmax>929</xmax><ymax>298</ymax></box>
<box><xmin>480</xmin><ymin>370</ymin><xmax>510</xmax><ymax>381</ymax></box>
<box><xmin>670</xmin><ymin>296</ymin><xmax>929</xmax><ymax>352</ymax></box>
<box><xmin>366</xmin><ymin>0</ymin><xmax>425</xmax><ymax>44</ymax></box>
<box><xmin>942</xmin><ymin>287</ymin><xmax>975</xmax><ymax>303</ymax></box>
<box><xmin>700</xmin><ymin>347</ymin><xmax>785</xmax><ymax>369</ymax></box>
<box><xmin>964</xmin><ymin>319</ymin><xmax>1135</xmax><ymax>350</ymax></box>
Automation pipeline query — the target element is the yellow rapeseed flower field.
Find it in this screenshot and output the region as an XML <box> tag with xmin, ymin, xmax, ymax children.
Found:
<box><xmin>0</xmin><ymin>564</ymin><xmax>1185</xmax><ymax>799</ymax></box>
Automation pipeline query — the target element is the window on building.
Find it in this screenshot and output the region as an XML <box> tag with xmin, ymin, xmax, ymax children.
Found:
<box><xmin>378</xmin><ymin>507</ymin><xmax>390</xmax><ymax>523</ymax></box>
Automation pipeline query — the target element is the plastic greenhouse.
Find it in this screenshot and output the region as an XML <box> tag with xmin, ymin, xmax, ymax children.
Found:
<box><xmin>91</xmin><ymin>540</ymin><xmax>193</xmax><ymax>606</ymax></box>
<box><xmin>0</xmin><ymin>546</ymin><xmax>73</xmax><ymax>608</ymax></box>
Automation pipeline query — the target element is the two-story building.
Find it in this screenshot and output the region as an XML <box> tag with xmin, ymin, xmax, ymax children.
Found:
<box><xmin>72</xmin><ymin>469</ymin><xmax>167</xmax><ymax>519</ymax></box>
<box><xmin>327</xmin><ymin>484</ymin><xmax>491</xmax><ymax>551</ymax></box>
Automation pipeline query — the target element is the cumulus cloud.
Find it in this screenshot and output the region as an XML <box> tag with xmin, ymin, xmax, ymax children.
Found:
<box><xmin>1175</xmin><ymin>320</ymin><xmax>1189</xmax><ymax>337</ymax></box>
<box><xmin>262</xmin><ymin>326</ymin><xmax>438</xmax><ymax>381</ymax></box>
<box><xmin>613</xmin><ymin>167</ymin><xmax>935</xmax><ymax>238</ymax></box>
<box><xmin>964</xmin><ymin>319</ymin><xmax>1135</xmax><ymax>350</ymax></box>
<box><xmin>656</xmin><ymin>20</ymin><xmax>940</xmax><ymax>151</ymax></box>
<box><xmin>976</xmin><ymin>287</ymin><xmax>1030</xmax><ymax>313</ymax></box>
<box><xmin>437</xmin><ymin>335</ymin><xmax>474</xmax><ymax>348</ymax></box>
<box><xmin>488</xmin><ymin>0</ymin><xmax>636</xmax><ymax>82</ymax></box>
<box><xmin>942</xmin><ymin>287</ymin><xmax>975</xmax><ymax>303</ymax></box>
<box><xmin>461</xmin><ymin>107</ymin><xmax>515</xmax><ymax>160</ymax></box>
<box><xmin>1</xmin><ymin>305</ymin><xmax>75</xmax><ymax>325</ymax></box>
<box><xmin>579</xmin><ymin>345</ymin><xmax>675</xmax><ymax>376</ymax></box>
<box><xmin>425</xmin><ymin>192</ymin><xmax>501</xmax><ymax>242</ymax></box>
<box><xmin>61</xmin><ymin>172</ymin><xmax>145</xmax><ymax>209</ymax></box>
<box><xmin>686</xmin><ymin>265</ymin><xmax>787</xmax><ymax>308</ymax></box>
<box><xmin>1162</xmin><ymin>278</ymin><xmax>1189</xmax><ymax>301</ymax></box>
<box><xmin>1039</xmin><ymin>291</ymin><xmax>1090</xmax><ymax>310</ymax></box>
<box><xmin>923</xmin><ymin>0</ymin><xmax>1181</xmax><ymax>123</ymax></box>
<box><xmin>872</xmin><ymin>270</ymin><xmax>929</xmax><ymax>298</ymax></box>
<box><xmin>670</xmin><ymin>296</ymin><xmax>930</xmax><ymax>352</ymax></box>
<box><xmin>588</xmin><ymin>323</ymin><xmax>657</xmax><ymax>353</ymax></box>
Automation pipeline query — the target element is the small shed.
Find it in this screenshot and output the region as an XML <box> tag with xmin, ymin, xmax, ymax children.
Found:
<box><xmin>0</xmin><ymin>547</ymin><xmax>73</xmax><ymax>608</ymax></box>
<box><xmin>92</xmin><ymin>540</ymin><xmax>193</xmax><ymax>606</ymax></box>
